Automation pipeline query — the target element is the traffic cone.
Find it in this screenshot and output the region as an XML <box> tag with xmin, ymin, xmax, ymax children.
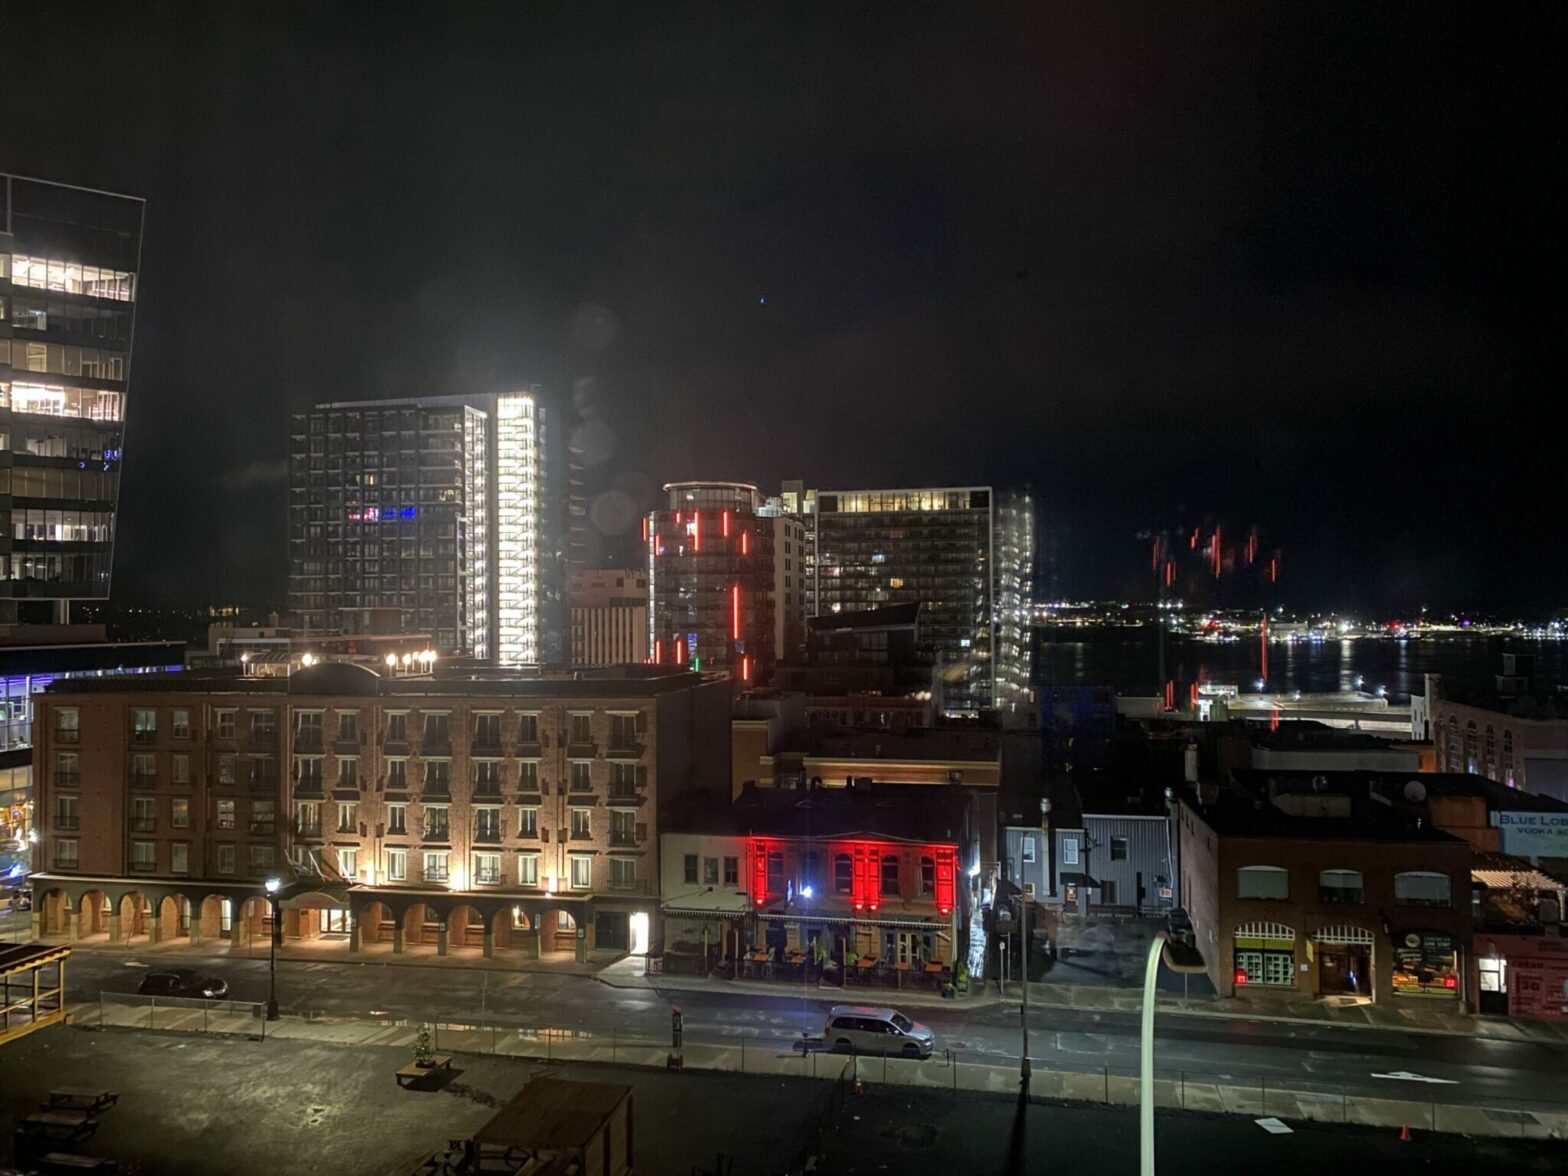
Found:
<box><xmin>1398</xmin><ymin>1124</ymin><xmax>1411</xmax><ymax>1143</ymax></box>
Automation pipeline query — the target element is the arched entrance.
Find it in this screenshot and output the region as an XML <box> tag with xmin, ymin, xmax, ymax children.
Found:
<box><xmin>77</xmin><ymin>890</ymin><xmax>112</xmax><ymax>941</ymax></box>
<box><xmin>36</xmin><ymin>888</ymin><xmax>72</xmax><ymax>938</ymax></box>
<box><xmin>117</xmin><ymin>892</ymin><xmax>151</xmax><ymax>945</ymax></box>
<box><xmin>493</xmin><ymin>906</ymin><xmax>529</xmax><ymax>957</ymax></box>
<box><xmin>157</xmin><ymin>894</ymin><xmax>192</xmax><ymax>944</ymax></box>
<box><xmin>236</xmin><ymin>897</ymin><xmax>273</xmax><ymax>955</ymax></box>
<box><xmin>287</xmin><ymin>892</ymin><xmax>351</xmax><ymax>944</ymax></box>
<box><xmin>198</xmin><ymin>895</ymin><xmax>233</xmax><ymax>942</ymax></box>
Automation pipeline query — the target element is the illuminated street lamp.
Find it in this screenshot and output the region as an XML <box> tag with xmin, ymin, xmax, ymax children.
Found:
<box><xmin>1141</xmin><ymin>931</ymin><xmax>1206</xmax><ymax>1175</ymax></box>
<box><xmin>264</xmin><ymin>876</ymin><xmax>283</xmax><ymax>1021</ymax></box>
<box><xmin>384</xmin><ymin>652</ymin><xmax>398</xmax><ymax>672</ymax></box>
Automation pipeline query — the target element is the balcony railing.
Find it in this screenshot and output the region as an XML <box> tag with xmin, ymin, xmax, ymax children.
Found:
<box><xmin>55</xmin><ymin>728</ymin><xmax>80</xmax><ymax>744</ymax></box>
<box><xmin>608</xmin><ymin>876</ymin><xmax>651</xmax><ymax>894</ymax></box>
<box><xmin>1319</xmin><ymin>887</ymin><xmax>1364</xmax><ymax>905</ymax></box>
<box><xmin>423</xmin><ymin>868</ymin><xmax>449</xmax><ymax>884</ymax></box>
<box><xmin>130</xmin><ymin>774</ymin><xmax>158</xmax><ymax>790</ymax></box>
<box><xmin>474</xmin><ymin>869</ymin><xmax>504</xmax><ymax>885</ymax></box>
<box><xmin>131</xmin><ymin>729</ymin><xmax>158</xmax><ymax>745</ymax></box>
<box><xmin>514</xmin><ymin>739</ymin><xmax>543</xmax><ymax>759</ymax></box>
<box><xmin>130</xmin><ymin>819</ymin><xmax>157</xmax><ymax>833</ymax></box>
<box><xmin>55</xmin><ymin>815</ymin><xmax>81</xmax><ymax>830</ymax></box>
<box><xmin>52</xmin><ymin>856</ymin><xmax>80</xmax><ymax>870</ymax></box>
<box><xmin>607</xmin><ymin>739</ymin><xmax>645</xmax><ymax>758</ymax></box>
<box><xmin>130</xmin><ymin>860</ymin><xmax>157</xmax><ymax>872</ymax></box>
<box><xmin>608</xmin><ymin>831</ymin><xmax>640</xmax><ymax>848</ymax></box>
<box><xmin>294</xmin><ymin>731</ymin><xmax>324</xmax><ymax>754</ymax></box>
<box><xmin>248</xmin><ymin>821</ymin><xmax>276</xmax><ymax>836</ymax></box>
<box><xmin>567</xmin><ymin>741</ymin><xmax>597</xmax><ymax>758</ymax></box>
<box><xmin>54</xmin><ymin>772</ymin><xmax>81</xmax><ymax>788</ymax></box>
<box><xmin>472</xmin><ymin>782</ymin><xmax>503</xmax><ymax>799</ymax></box>
<box><xmin>332</xmin><ymin>736</ymin><xmax>362</xmax><ymax>755</ymax></box>
<box><xmin>246</xmin><ymin>729</ymin><xmax>278</xmax><ymax>750</ymax></box>
<box><xmin>607</xmin><ymin>787</ymin><xmax>646</xmax><ymax>804</ymax></box>
<box><xmin>383</xmin><ymin>735</ymin><xmax>411</xmax><ymax>754</ymax></box>
<box><xmin>295</xmin><ymin>821</ymin><xmax>323</xmax><ymax>837</ymax></box>
<box><xmin>422</xmin><ymin>825</ymin><xmax>451</xmax><ymax>842</ymax></box>
<box><xmin>474</xmin><ymin>826</ymin><xmax>503</xmax><ymax>844</ymax></box>
<box><xmin>471</xmin><ymin>739</ymin><xmax>504</xmax><ymax>758</ymax></box>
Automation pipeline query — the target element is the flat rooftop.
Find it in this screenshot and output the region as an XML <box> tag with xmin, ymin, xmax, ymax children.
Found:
<box><xmin>1185</xmin><ymin>796</ymin><xmax>1464</xmax><ymax>844</ymax></box>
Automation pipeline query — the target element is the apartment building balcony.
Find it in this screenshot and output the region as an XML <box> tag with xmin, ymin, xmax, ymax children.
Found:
<box><xmin>420</xmin><ymin>736</ymin><xmax>452</xmax><ymax>757</ymax></box>
<box><xmin>608</xmin><ymin>824</ymin><xmax>648</xmax><ymax>849</ymax></box>
<box><xmin>473</xmin><ymin>826</ymin><xmax>504</xmax><ymax>845</ymax></box>
<box><xmin>131</xmin><ymin>730</ymin><xmax>158</xmax><ymax>746</ymax></box>
<box><xmin>294</xmin><ymin>821</ymin><xmax>324</xmax><ymax>839</ymax></box>
<box><xmin>471</xmin><ymin>738</ymin><xmax>505</xmax><ymax>758</ymax></box>
<box><xmin>422</xmin><ymin>826</ymin><xmax>451</xmax><ymax>843</ymax></box>
<box><xmin>514</xmin><ymin>740</ymin><xmax>543</xmax><ymax>759</ymax></box>
<box><xmin>332</xmin><ymin>738</ymin><xmax>363</xmax><ymax>756</ymax></box>
<box><xmin>566</xmin><ymin>741</ymin><xmax>597</xmax><ymax>759</ymax></box>
<box><xmin>607</xmin><ymin>740</ymin><xmax>645</xmax><ymax>759</ymax></box>
<box><xmin>607</xmin><ymin>787</ymin><xmax>648</xmax><ymax>805</ymax></box>
<box><xmin>294</xmin><ymin>732</ymin><xmax>325</xmax><ymax>754</ymax></box>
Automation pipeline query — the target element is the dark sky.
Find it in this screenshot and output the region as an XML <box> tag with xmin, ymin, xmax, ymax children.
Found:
<box><xmin>6</xmin><ymin>4</ymin><xmax>1565</xmax><ymax>615</ymax></box>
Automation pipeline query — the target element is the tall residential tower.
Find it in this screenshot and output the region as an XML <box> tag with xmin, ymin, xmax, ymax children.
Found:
<box><xmin>288</xmin><ymin>391</ymin><xmax>562</xmax><ymax>663</ymax></box>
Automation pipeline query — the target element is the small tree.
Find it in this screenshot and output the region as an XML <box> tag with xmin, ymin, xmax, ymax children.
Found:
<box><xmin>413</xmin><ymin>1025</ymin><xmax>434</xmax><ymax>1066</ymax></box>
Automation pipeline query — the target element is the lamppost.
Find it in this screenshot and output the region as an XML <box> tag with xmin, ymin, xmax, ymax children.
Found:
<box><xmin>1140</xmin><ymin>930</ymin><xmax>1206</xmax><ymax>1176</ymax></box>
<box><xmin>264</xmin><ymin>876</ymin><xmax>282</xmax><ymax>1021</ymax></box>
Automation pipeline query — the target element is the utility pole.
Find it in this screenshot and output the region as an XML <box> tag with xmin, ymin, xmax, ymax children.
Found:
<box><xmin>1020</xmin><ymin>883</ymin><xmax>1033</xmax><ymax>1087</ymax></box>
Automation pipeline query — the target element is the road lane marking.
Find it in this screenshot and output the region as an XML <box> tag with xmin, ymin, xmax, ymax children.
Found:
<box><xmin>1371</xmin><ymin>1070</ymin><xmax>1459</xmax><ymax>1084</ymax></box>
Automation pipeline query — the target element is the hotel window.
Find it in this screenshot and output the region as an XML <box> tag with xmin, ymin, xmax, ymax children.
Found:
<box><xmin>570</xmin><ymin>761</ymin><xmax>593</xmax><ymax>792</ymax></box>
<box><xmin>1237</xmin><ymin>866</ymin><xmax>1289</xmax><ymax>901</ymax></box>
<box><xmin>56</xmin><ymin>795</ymin><xmax>79</xmax><ymax>830</ymax></box>
<box><xmin>518</xmin><ymin>852</ymin><xmax>540</xmax><ymax>886</ymax></box>
<box><xmin>385</xmin><ymin>712</ymin><xmax>407</xmax><ymax>743</ymax></box>
<box><xmin>1060</xmin><ymin>837</ymin><xmax>1078</xmax><ymax>866</ymax></box>
<box><xmin>217</xmin><ymin>845</ymin><xmax>236</xmax><ymax>874</ymax></box>
<box><xmin>171</xmin><ymin>797</ymin><xmax>190</xmax><ymax>829</ymax></box>
<box><xmin>518</xmin><ymin>761</ymin><xmax>539</xmax><ymax>792</ymax></box>
<box><xmin>55</xmin><ymin>751</ymin><xmax>80</xmax><ymax>786</ymax></box>
<box><xmin>611</xmin><ymin>858</ymin><xmax>637</xmax><ymax>890</ymax></box>
<box><xmin>766</xmin><ymin>850</ymin><xmax>784</xmax><ymax>896</ymax></box>
<box><xmin>423</xmin><ymin>760</ymin><xmax>450</xmax><ymax>793</ymax></box>
<box><xmin>339</xmin><ymin>846</ymin><xmax>358</xmax><ymax>879</ymax></box>
<box><xmin>387</xmin><ymin>848</ymin><xmax>407</xmax><ymax>881</ymax></box>
<box><xmin>1319</xmin><ymin>869</ymin><xmax>1364</xmax><ymax>904</ymax></box>
<box><xmin>518</xmin><ymin>807</ymin><xmax>539</xmax><ymax>838</ymax></box>
<box><xmin>54</xmin><ymin>839</ymin><xmax>79</xmax><ymax>868</ymax></box>
<box><xmin>518</xmin><ymin>713</ymin><xmax>540</xmax><ymax>743</ymax></box>
<box><xmin>251</xmin><ymin>845</ymin><xmax>276</xmax><ymax>870</ymax></box>
<box><xmin>129</xmin><ymin>796</ymin><xmax>156</xmax><ymax>832</ymax></box>
<box><xmin>338</xmin><ymin>712</ymin><xmax>358</xmax><ymax>743</ymax></box>
<box><xmin>1395</xmin><ymin>871</ymin><xmax>1452</xmax><ymax>907</ymax></box>
<box><xmin>423</xmin><ymin>806</ymin><xmax>449</xmax><ymax>839</ymax></box>
<box><xmin>216</xmin><ymin>799</ymin><xmax>235</xmax><ymax>829</ymax></box>
<box><xmin>724</xmin><ymin>856</ymin><xmax>739</xmax><ymax>886</ymax></box>
<box><xmin>703</xmin><ymin>857</ymin><xmax>719</xmax><ymax>885</ymax></box>
<box><xmin>387</xmin><ymin>803</ymin><xmax>407</xmax><ymax>834</ymax></box>
<box><xmin>215</xmin><ymin>710</ymin><xmax>236</xmax><ymax>739</ymax></box>
<box><xmin>569</xmin><ymin>712</ymin><xmax>592</xmax><ymax>744</ymax></box>
<box><xmin>1110</xmin><ymin>837</ymin><xmax>1128</xmax><ymax>861</ymax></box>
<box><xmin>218</xmin><ymin>755</ymin><xmax>237</xmax><ymax>785</ymax></box>
<box><xmin>474</xmin><ymin>852</ymin><xmax>502</xmax><ymax>884</ymax></box>
<box><xmin>132</xmin><ymin>709</ymin><xmax>157</xmax><ymax>740</ymax></box>
<box><xmin>921</xmin><ymin>856</ymin><xmax>936</xmax><ymax>896</ymax></box>
<box><xmin>881</xmin><ymin>854</ymin><xmax>900</xmax><ymax>897</ymax></box>
<box><xmin>474</xmin><ymin>761</ymin><xmax>502</xmax><ymax>794</ymax></box>
<box><xmin>171</xmin><ymin>754</ymin><xmax>191</xmax><ymax>785</ymax></box>
<box><xmin>337</xmin><ymin>802</ymin><xmax>357</xmax><ymax>833</ymax></box>
<box><xmin>835</xmin><ymin>854</ymin><xmax>852</xmax><ymax>894</ymax></box>
<box><xmin>131</xmin><ymin>841</ymin><xmax>156</xmax><ymax>872</ymax></box>
<box><xmin>609</xmin><ymin>713</ymin><xmax>637</xmax><ymax>749</ymax></box>
<box><xmin>131</xmin><ymin>753</ymin><xmax>156</xmax><ymax>782</ymax></box>
<box><xmin>387</xmin><ymin>760</ymin><xmax>407</xmax><ymax>790</ymax></box>
<box><xmin>171</xmin><ymin>844</ymin><xmax>189</xmax><ymax>874</ymax></box>
<box><xmin>55</xmin><ymin>707</ymin><xmax>80</xmax><ymax>742</ymax></box>
<box><xmin>338</xmin><ymin>758</ymin><xmax>359</xmax><ymax>790</ymax></box>
<box><xmin>423</xmin><ymin>851</ymin><xmax>449</xmax><ymax>883</ymax></box>
<box><xmin>609</xmin><ymin>762</ymin><xmax>637</xmax><ymax>796</ymax></box>
<box><xmin>475</xmin><ymin>807</ymin><xmax>501</xmax><ymax>841</ymax></box>
<box><xmin>250</xmin><ymin>799</ymin><xmax>276</xmax><ymax>834</ymax></box>
<box><xmin>298</xmin><ymin>801</ymin><xmax>321</xmax><ymax>834</ymax></box>
<box><xmin>684</xmin><ymin>854</ymin><xmax>698</xmax><ymax>884</ymax></box>
<box><xmin>569</xmin><ymin>854</ymin><xmax>592</xmax><ymax>889</ymax></box>
<box><xmin>172</xmin><ymin>709</ymin><xmax>191</xmax><ymax>739</ymax></box>
<box><xmin>570</xmin><ymin>808</ymin><xmax>591</xmax><ymax>838</ymax></box>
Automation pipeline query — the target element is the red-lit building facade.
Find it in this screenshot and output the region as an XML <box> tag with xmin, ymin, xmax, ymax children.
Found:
<box><xmin>658</xmin><ymin>783</ymin><xmax>975</xmax><ymax>970</ymax></box>
<box><xmin>647</xmin><ymin>481</ymin><xmax>805</xmax><ymax>686</ymax></box>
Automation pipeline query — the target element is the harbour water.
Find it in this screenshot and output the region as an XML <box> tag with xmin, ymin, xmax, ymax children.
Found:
<box><xmin>1033</xmin><ymin>630</ymin><xmax>1568</xmax><ymax>703</ymax></box>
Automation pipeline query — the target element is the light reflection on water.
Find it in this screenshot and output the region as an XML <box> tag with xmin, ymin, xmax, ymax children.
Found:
<box><xmin>1033</xmin><ymin>631</ymin><xmax>1568</xmax><ymax>703</ymax></box>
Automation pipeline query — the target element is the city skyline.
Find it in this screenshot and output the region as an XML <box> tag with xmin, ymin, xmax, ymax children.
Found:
<box><xmin>4</xmin><ymin>6</ymin><xmax>1564</xmax><ymax>619</ymax></box>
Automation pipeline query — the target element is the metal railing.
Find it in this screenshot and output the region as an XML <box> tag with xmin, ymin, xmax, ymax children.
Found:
<box><xmin>97</xmin><ymin>992</ymin><xmax>268</xmax><ymax>1038</ymax></box>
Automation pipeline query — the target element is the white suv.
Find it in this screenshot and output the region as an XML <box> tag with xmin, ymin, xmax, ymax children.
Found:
<box><xmin>823</xmin><ymin>1005</ymin><xmax>936</xmax><ymax>1058</ymax></box>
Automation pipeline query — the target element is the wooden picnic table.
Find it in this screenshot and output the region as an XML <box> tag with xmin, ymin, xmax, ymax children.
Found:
<box><xmin>923</xmin><ymin>962</ymin><xmax>945</xmax><ymax>973</ymax></box>
<box><xmin>395</xmin><ymin>1055</ymin><xmax>454</xmax><ymax>1088</ymax></box>
<box><xmin>20</xmin><ymin>1110</ymin><xmax>99</xmax><ymax>1143</ymax></box>
<box><xmin>46</xmin><ymin>1087</ymin><xmax>119</xmax><ymax>1113</ymax></box>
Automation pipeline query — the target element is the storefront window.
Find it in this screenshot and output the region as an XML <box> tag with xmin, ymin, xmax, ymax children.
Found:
<box><xmin>1235</xmin><ymin>948</ymin><xmax>1294</xmax><ymax>987</ymax></box>
<box><xmin>1392</xmin><ymin>932</ymin><xmax>1459</xmax><ymax>996</ymax></box>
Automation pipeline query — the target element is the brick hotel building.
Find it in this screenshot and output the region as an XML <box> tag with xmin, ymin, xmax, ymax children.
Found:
<box><xmin>29</xmin><ymin>663</ymin><xmax>728</xmax><ymax>962</ymax></box>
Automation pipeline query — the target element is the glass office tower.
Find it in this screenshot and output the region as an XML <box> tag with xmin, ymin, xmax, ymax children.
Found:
<box><xmin>288</xmin><ymin>391</ymin><xmax>562</xmax><ymax>662</ymax></box>
<box><xmin>813</xmin><ymin>486</ymin><xmax>1034</xmax><ymax>716</ymax></box>
<box><xmin>0</xmin><ymin>174</ymin><xmax>142</xmax><ymax>629</ymax></box>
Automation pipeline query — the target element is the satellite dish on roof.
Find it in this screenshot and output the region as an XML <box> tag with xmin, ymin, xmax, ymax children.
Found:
<box><xmin>1403</xmin><ymin>780</ymin><xmax>1427</xmax><ymax>803</ymax></box>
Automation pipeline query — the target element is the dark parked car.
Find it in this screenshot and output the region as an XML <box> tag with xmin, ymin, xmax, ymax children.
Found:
<box><xmin>138</xmin><ymin>970</ymin><xmax>229</xmax><ymax>1000</ymax></box>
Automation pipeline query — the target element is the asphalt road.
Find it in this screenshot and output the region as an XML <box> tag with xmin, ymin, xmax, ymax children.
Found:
<box><xmin>60</xmin><ymin>949</ymin><xmax>1567</xmax><ymax>1109</ymax></box>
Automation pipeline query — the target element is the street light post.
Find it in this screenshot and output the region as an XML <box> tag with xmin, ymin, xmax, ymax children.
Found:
<box><xmin>264</xmin><ymin>876</ymin><xmax>282</xmax><ymax>1021</ymax></box>
<box><xmin>1140</xmin><ymin>931</ymin><xmax>1206</xmax><ymax>1176</ymax></box>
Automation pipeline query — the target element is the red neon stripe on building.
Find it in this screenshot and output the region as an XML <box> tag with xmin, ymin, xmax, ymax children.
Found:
<box><xmin>731</xmin><ymin>583</ymin><xmax>741</xmax><ymax>640</ymax></box>
<box><xmin>675</xmin><ymin>636</ymin><xmax>685</xmax><ymax>664</ymax></box>
<box><xmin>653</xmin><ymin>640</ymin><xmax>662</xmax><ymax>665</ymax></box>
<box><xmin>722</xmin><ymin>510</ymin><xmax>731</xmax><ymax>538</ymax></box>
<box><xmin>693</xmin><ymin>510</ymin><xmax>701</xmax><ymax>552</ymax></box>
<box><xmin>740</xmin><ymin>531</ymin><xmax>750</xmax><ymax>555</ymax></box>
<box><xmin>934</xmin><ymin>847</ymin><xmax>956</xmax><ymax>914</ymax></box>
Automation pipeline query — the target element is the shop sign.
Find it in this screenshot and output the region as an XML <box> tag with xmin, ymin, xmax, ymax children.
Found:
<box><xmin>1511</xmin><ymin>956</ymin><xmax>1568</xmax><ymax>1020</ymax></box>
<box><xmin>1392</xmin><ymin>931</ymin><xmax>1458</xmax><ymax>996</ymax></box>
<box><xmin>1497</xmin><ymin>811</ymin><xmax>1568</xmax><ymax>858</ymax></box>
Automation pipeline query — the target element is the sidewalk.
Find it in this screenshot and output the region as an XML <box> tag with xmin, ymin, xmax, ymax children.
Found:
<box><xmin>80</xmin><ymin>1000</ymin><xmax>1568</xmax><ymax>1141</ymax></box>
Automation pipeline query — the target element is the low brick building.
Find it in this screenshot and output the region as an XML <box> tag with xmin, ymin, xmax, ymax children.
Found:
<box><xmin>1178</xmin><ymin>790</ymin><xmax>1473</xmax><ymax>1005</ymax></box>
<box><xmin>29</xmin><ymin>661</ymin><xmax>729</xmax><ymax>962</ymax></box>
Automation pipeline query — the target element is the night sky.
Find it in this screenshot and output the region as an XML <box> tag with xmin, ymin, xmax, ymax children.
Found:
<box><xmin>7</xmin><ymin>4</ymin><xmax>1564</xmax><ymax>615</ymax></box>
